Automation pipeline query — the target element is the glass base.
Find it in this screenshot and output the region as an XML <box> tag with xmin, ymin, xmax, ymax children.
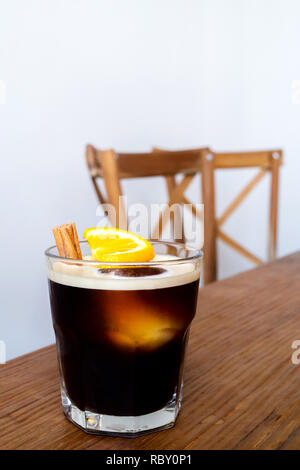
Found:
<box><xmin>61</xmin><ymin>389</ymin><xmax>181</xmax><ymax>437</ymax></box>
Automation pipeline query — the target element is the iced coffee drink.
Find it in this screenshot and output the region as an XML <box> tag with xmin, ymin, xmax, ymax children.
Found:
<box><xmin>46</xmin><ymin>225</ymin><xmax>202</xmax><ymax>436</ymax></box>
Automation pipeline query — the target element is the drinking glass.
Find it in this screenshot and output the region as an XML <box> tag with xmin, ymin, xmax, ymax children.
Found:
<box><xmin>45</xmin><ymin>241</ymin><xmax>202</xmax><ymax>436</ymax></box>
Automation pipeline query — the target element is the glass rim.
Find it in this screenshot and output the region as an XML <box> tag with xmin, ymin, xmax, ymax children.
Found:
<box><xmin>45</xmin><ymin>240</ymin><xmax>203</xmax><ymax>267</ymax></box>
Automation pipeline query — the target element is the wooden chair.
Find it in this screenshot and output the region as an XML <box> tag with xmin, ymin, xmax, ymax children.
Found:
<box><xmin>85</xmin><ymin>145</ymin><xmax>217</xmax><ymax>285</ymax></box>
<box><xmin>155</xmin><ymin>147</ymin><xmax>283</xmax><ymax>276</ymax></box>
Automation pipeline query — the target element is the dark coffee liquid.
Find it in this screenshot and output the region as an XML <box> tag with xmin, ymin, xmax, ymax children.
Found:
<box><xmin>49</xmin><ymin>278</ymin><xmax>199</xmax><ymax>416</ymax></box>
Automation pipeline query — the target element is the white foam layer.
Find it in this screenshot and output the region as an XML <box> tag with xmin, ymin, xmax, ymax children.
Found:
<box><xmin>48</xmin><ymin>254</ymin><xmax>200</xmax><ymax>290</ymax></box>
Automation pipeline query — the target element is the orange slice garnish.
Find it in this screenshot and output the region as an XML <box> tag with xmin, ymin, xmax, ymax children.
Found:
<box><xmin>83</xmin><ymin>227</ymin><xmax>155</xmax><ymax>263</ymax></box>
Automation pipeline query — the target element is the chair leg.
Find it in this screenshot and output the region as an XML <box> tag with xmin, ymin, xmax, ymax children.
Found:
<box><xmin>269</xmin><ymin>153</ymin><xmax>280</xmax><ymax>261</ymax></box>
<box><xmin>100</xmin><ymin>150</ymin><xmax>127</xmax><ymax>229</ymax></box>
<box><xmin>202</xmin><ymin>153</ymin><xmax>217</xmax><ymax>285</ymax></box>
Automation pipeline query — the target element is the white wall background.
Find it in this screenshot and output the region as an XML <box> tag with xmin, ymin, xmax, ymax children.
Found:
<box><xmin>1</xmin><ymin>0</ymin><xmax>300</xmax><ymax>360</ymax></box>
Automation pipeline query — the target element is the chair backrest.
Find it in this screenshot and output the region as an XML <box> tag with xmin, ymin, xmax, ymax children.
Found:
<box><xmin>154</xmin><ymin>147</ymin><xmax>283</xmax><ymax>275</ymax></box>
<box><xmin>85</xmin><ymin>145</ymin><xmax>217</xmax><ymax>285</ymax></box>
<box><xmin>212</xmin><ymin>149</ymin><xmax>283</xmax><ymax>264</ymax></box>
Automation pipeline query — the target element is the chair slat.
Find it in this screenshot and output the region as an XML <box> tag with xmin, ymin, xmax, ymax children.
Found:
<box><xmin>217</xmin><ymin>169</ymin><xmax>267</xmax><ymax>226</ymax></box>
<box><xmin>214</xmin><ymin>150</ymin><xmax>283</xmax><ymax>169</ymax></box>
<box><xmin>218</xmin><ymin>229</ymin><xmax>264</xmax><ymax>265</ymax></box>
<box><xmin>115</xmin><ymin>151</ymin><xmax>203</xmax><ymax>178</ymax></box>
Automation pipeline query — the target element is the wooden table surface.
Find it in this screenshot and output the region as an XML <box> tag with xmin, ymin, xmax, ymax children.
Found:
<box><xmin>1</xmin><ymin>253</ymin><xmax>300</xmax><ymax>450</ymax></box>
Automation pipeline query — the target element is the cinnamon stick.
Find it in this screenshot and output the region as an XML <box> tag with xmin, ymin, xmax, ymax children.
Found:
<box><xmin>52</xmin><ymin>223</ymin><xmax>82</xmax><ymax>259</ymax></box>
<box><xmin>52</xmin><ymin>226</ymin><xmax>65</xmax><ymax>257</ymax></box>
<box><xmin>70</xmin><ymin>222</ymin><xmax>82</xmax><ymax>259</ymax></box>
